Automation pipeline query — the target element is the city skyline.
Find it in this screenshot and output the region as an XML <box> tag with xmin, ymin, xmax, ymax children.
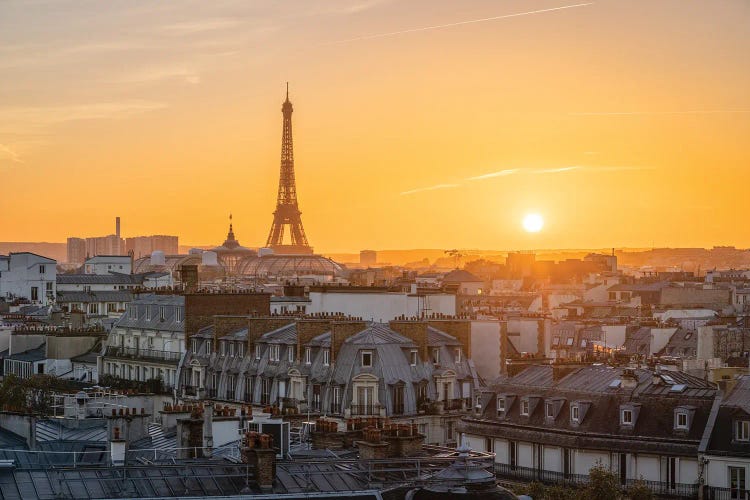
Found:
<box><xmin>1</xmin><ymin>0</ymin><xmax>749</xmax><ymax>252</ymax></box>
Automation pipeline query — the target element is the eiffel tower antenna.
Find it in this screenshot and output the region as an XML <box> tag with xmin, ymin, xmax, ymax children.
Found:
<box><xmin>265</xmin><ymin>84</ymin><xmax>313</xmax><ymax>255</ymax></box>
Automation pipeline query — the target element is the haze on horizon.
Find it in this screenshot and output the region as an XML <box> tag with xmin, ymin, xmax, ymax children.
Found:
<box><xmin>1</xmin><ymin>0</ymin><xmax>748</xmax><ymax>253</ymax></box>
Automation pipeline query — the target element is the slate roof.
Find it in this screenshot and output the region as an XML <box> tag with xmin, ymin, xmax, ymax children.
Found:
<box><xmin>112</xmin><ymin>294</ymin><xmax>185</xmax><ymax>333</ymax></box>
<box><xmin>704</xmin><ymin>375</ymin><xmax>750</xmax><ymax>457</ymax></box>
<box><xmin>463</xmin><ymin>364</ymin><xmax>718</xmax><ymax>456</ymax></box>
<box><xmin>658</xmin><ymin>328</ymin><xmax>697</xmax><ymax>358</ymax></box>
<box><xmin>57</xmin><ymin>272</ymin><xmax>163</xmax><ymax>285</ymax></box>
<box><xmin>9</xmin><ymin>344</ymin><xmax>46</xmax><ymax>362</ymax></box>
<box><xmin>56</xmin><ymin>291</ymin><xmax>133</xmax><ymax>303</ymax></box>
<box><xmin>442</xmin><ymin>269</ymin><xmax>483</xmax><ymax>283</ymax></box>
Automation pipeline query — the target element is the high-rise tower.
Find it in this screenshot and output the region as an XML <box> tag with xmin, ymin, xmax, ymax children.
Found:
<box><xmin>265</xmin><ymin>84</ymin><xmax>313</xmax><ymax>255</ymax></box>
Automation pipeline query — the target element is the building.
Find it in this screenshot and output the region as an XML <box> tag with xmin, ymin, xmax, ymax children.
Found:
<box><xmin>101</xmin><ymin>294</ymin><xmax>186</xmax><ymax>389</ymax></box>
<box><xmin>360</xmin><ymin>250</ymin><xmax>377</xmax><ymax>266</ymax></box>
<box><xmin>442</xmin><ymin>269</ymin><xmax>484</xmax><ymax>295</ymax></box>
<box><xmin>182</xmin><ymin>317</ymin><xmax>480</xmax><ymax>446</ymax></box>
<box><xmin>66</xmin><ymin>237</ymin><xmax>86</xmax><ymax>265</ymax></box>
<box><xmin>460</xmin><ymin>364</ymin><xmax>717</xmax><ymax>497</ymax></box>
<box><xmin>125</xmin><ymin>235</ymin><xmax>179</xmax><ymax>258</ymax></box>
<box><xmin>84</xmin><ymin>255</ymin><xmax>132</xmax><ymax>275</ymax></box>
<box><xmin>0</xmin><ymin>252</ymin><xmax>56</xmax><ymax>305</ymax></box>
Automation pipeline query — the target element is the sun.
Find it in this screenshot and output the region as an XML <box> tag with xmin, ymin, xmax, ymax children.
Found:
<box><xmin>522</xmin><ymin>213</ymin><xmax>544</xmax><ymax>233</ymax></box>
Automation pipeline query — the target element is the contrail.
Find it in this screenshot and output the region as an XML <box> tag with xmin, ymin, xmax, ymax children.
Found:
<box><xmin>326</xmin><ymin>3</ymin><xmax>595</xmax><ymax>44</ymax></box>
<box><xmin>467</xmin><ymin>169</ymin><xmax>519</xmax><ymax>181</ymax></box>
<box><xmin>400</xmin><ymin>183</ymin><xmax>461</xmax><ymax>196</ymax></box>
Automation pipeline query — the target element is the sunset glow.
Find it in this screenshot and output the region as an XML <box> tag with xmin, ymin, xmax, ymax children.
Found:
<box><xmin>1</xmin><ymin>1</ymin><xmax>749</xmax><ymax>252</ymax></box>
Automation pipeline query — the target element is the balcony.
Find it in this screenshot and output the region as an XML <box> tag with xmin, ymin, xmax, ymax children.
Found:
<box><xmin>206</xmin><ymin>388</ymin><xmax>217</xmax><ymax>398</ymax></box>
<box><xmin>443</xmin><ymin>399</ymin><xmax>465</xmax><ymax>411</ymax></box>
<box><xmin>705</xmin><ymin>486</ymin><xmax>750</xmax><ymax>500</ymax></box>
<box><xmin>105</xmin><ymin>346</ymin><xmax>180</xmax><ymax>364</ymax></box>
<box><xmin>351</xmin><ymin>404</ymin><xmax>381</xmax><ymax>416</ymax></box>
<box><xmin>392</xmin><ymin>402</ymin><xmax>405</xmax><ymax>415</ymax></box>
<box><xmin>330</xmin><ymin>402</ymin><xmax>342</xmax><ymax>415</ymax></box>
<box><xmin>243</xmin><ymin>392</ymin><xmax>253</xmax><ymax>403</ymax></box>
<box><xmin>494</xmin><ymin>463</ymin><xmax>698</xmax><ymax>497</ymax></box>
<box><xmin>183</xmin><ymin>385</ymin><xmax>197</xmax><ymax>396</ymax></box>
<box><xmin>225</xmin><ymin>390</ymin><xmax>235</xmax><ymax>401</ymax></box>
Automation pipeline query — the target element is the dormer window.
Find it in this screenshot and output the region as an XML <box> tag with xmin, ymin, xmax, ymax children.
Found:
<box><xmin>288</xmin><ymin>347</ymin><xmax>294</xmax><ymax>363</ymax></box>
<box><xmin>497</xmin><ymin>397</ymin><xmax>505</xmax><ymax>416</ymax></box>
<box><xmin>546</xmin><ymin>402</ymin><xmax>555</xmax><ymax>419</ymax></box>
<box><xmin>159</xmin><ymin>306</ymin><xmax>166</xmax><ymax>321</ymax></box>
<box><xmin>622</xmin><ymin>409</ymin><xmax>633</xmax><ymax>425</ymax></box>
<box><xmin>676</xmin><ymin>412</ymin><xmax>688</xmax><ymax>429</ymax></box>
<box><xmin>255</xmin><ymin>344</ymin><xmax>261</xmax><ymax>360</ymax></box>
<box><xmin>361</xmin><ymin>350</ymin><xmax>373</xmax><ymax>367</ymax></box>
<box><xmin>552</xmin><ymin>336</ymin><xmax>560</xmax><ymax>346</ymax></box>
<box><xmin>269</xmin><ymin>345</ymin><xmax>280</xmax><ymax>362</ymax></box>
<box><xmin>206</xmin><ymin>341</ymin><xmax>212</xmax><ymax>355</ymax></box>
<box><xmin>571</xmin><ymin>405</ymin><xmax>580</xmax><ymax>423</ymax></box>
<box><xmin>176</xmin><ymin>307</ymin><xmax>183</xmax><ymax>323</ymax></box>
<box><xmin>305</xmin><ymin>347</ymin><xmax>311</xmax><ymax>364</ymax></box>
<box><xmin>238</xmin><ymin>343</ymin><xmax>245</xmax><ymax>357</ymax></box>
<box><xmin>220</xmin><ymin>341</ymin><xmax>227</xmax><ymax>356</ymax></box>
<box><xmin>432</xmin><ymin>348</ymin><xmax>440</xmax><ymax>365</ymax></box>
<box><xmin>736</xmin><ymin>420</ymin><xmax>750</xmax><ymax>441</ymax></box>
<box><xmin>410</xmin><ymin>350</ymin><xmax>418</xmax><ymax>366</ymax></box>
<box><xmin>521</xmin><ymin>399</ymin><xmax>529</xmax><ymax>416</ymax></box>
<box><xmin>129</xmin><ymin>305</ymin><xmax>137</xmax><ymax>319</ymax></box>
<box><xmin>454</xmin><ymin>348</ymin><xmax>462</xmax><ymax>363</ymax></box>
<box><xmin>228</xmin><ymin>342</ymin><xmax>235</xmax><ymax>357</ymax></box>
<box><xmin>323</xmin><ymin>349</ymin><xmax>330</xmax><ymax>366</ymax></box>
<box><xmin>191</xmin><ymin>338</ymin><xmax>198</xmax><ymax>354</ymax></box>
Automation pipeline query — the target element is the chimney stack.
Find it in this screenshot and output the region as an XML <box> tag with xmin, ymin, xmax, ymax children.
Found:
<box><xmin>116</xmin><ymin>217</ymin><xmax>121</xmax><ymax>238</ymax></box>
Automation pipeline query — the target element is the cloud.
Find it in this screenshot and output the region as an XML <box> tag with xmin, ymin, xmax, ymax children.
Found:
<box><xmin>536</xmin><ymin>166</ymin><xmax>581</xmax><ymax>173</ymax></box>
<box><xmin>114</xmin><ymin>65</ymin><xmax>201</xmax><ymax>85</ymax></box>
<box><xmin>326</xmin><ymin>3</ymin><xmax>594</xmax><ymax>44</ymax></box>
<box><xmin>161</xmin><ymin>18</ymin><xmax>243</xmax><ymax>35</ymax></box>
<box><xmin>466</xmin><ymin>169</ymin><xmax>520</xmax><ymax>181</ymax></box>
<box><xmin>400</xmin><ymin>183</ymin><xmax>461</xmax><ymax>196</ymax></box>
<box><xmin>0</xmin><ymin>144</ymin><xmax>22</xmax><ymax>164</ymax></box>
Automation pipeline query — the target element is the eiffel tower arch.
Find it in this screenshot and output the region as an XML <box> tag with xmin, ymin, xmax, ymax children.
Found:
<box><xmin>265</xmin><ymin>85</ymin><xmax>314</xmax><ymax>255</ymax></box>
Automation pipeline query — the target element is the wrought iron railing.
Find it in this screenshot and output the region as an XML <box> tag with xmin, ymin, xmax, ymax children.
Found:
<box><xmin>444</xmin><ymin>399</ymin><xmax>464</xmax><ymax>411</ymax></box>
<box><xmin>494</xmin><ymin>463</ymin><xmax>699</xmax><ymax>497</ymax></box>
<box><xmin>351</xmin><ymin>404</ymin><xmax>380</xmax><ymax>416</ymax></box>
<box><xmin>705</xmin><ymin>486</ymin><xmax>750</xmax><ymax>500</ymax></box>
<box><xmin>183</xmin><ymin>385</ymin><xmax>196</xmax><ymax>396</ymax></box>
<box><xmin>329</xmin><ymin>402</ymin><xmax>342</xmax><ymax>415</ymax></box>
<box><xmin>206</xmin><ymin>388</ymin><xmax>217</xmax><ymax>398</ymax></box>
<box><xmin>392</xmin><ymin>402</ymin><xmax>405</xmax><ymax>415</ymax></box>
<box><xmin>105</xmin><ymin>346</ymin><xmax>180</xmax><ymax>363</ymax></box>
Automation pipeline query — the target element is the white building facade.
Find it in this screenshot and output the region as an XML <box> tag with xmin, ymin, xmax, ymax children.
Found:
<box><xmin>0</xmin><ymin>253</ymin><xmax>56</xmax><ymax>305</ymax></box>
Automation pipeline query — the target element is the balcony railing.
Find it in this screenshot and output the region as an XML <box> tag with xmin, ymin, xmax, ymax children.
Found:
<box><xmin>225</xmin><ymin>390</ymin><xmax>235</xmax><ymax>401</ymax></box>
<box><xmin>105</xmin><ymin>346</ymin><xmax>180</xmax><ymax>363</ymax></box>
<box><xmin>392</xmin><ymin>402</ymin><xmax>405</xmax><ymax>415</ymax></box>
<box><xmin>444</xmin><ymin>399</ymin><xmax>465</xmax><ymax>411</ymax></box>
<box><xmin>351</xmin><ymin>404</ymin><xmax>380</xmax><ymax>416</ymax></box>
<box><xmin>206</xmin><ymin>388</ymin><xmax>217</xmax><ymax>398</ymax></box>
<box><xmin>494</xmin><ymin>463</ymin><xmax>699</xmax><ymax>497</ymax></box>
<box><xmin>260</xmin><ymin>393</ymin><xmax>271</xmax><ymax>406</ymax></box>
<box><xmin>705</xmin><ymin>486</ymin><xmax>750</xmax><ymax>500</ymax></box>
<box><xmin>330</xmin><ymin>402</ymin><xmax>342</xmax><ymax>415</ymax></box>
<box><xmin>279</xmin><ymin>397</ymin><xmax>299</xmax><ymax>409</ymax></box>
<box><xmin>243</xmin><ymin>392</ymin><xmax>253</xmax><ymax>403</ymax></box>
<box><xmin>184</xmin><ymin>385</ymin><xmax>196</xmax><ymax>396</ymax></box>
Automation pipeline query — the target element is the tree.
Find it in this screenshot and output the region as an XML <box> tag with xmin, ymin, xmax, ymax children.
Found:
<box><xmin>583</xmin><ymin>464</ymin><xmax>622</xmax><ymax>500</ymax></box>
<box><xmin>626</xmin><ymin>480</ymin><xmax>654</xmax><ymax>500</ymax></box>
<box><xmin>0</xmin><ymin>374</ymin><xmax>27</xmax><ymax>411</ymax></box>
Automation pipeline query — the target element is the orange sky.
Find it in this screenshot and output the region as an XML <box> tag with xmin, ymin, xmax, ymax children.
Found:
<box><xmin>1</xmin><ymin>0</ymin><xmax>749</xmax><ymax>253</ymax></box>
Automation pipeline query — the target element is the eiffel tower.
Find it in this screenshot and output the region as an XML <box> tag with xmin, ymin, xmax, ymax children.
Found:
<box><xmin>265</xmin><ymin>84</ymin><xmax>313</xmax><ymax>255</ymax></box>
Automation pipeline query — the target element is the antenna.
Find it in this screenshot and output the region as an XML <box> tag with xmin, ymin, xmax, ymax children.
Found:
<box><xmin>286</xmin><ymin>82</ymin><xmax>289</xmax><ymax>100</ymax></box>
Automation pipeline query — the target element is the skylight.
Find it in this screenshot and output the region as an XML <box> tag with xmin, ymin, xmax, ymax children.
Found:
<box><xmin>609</xmin><ymin>379</ymin><xmax>621</xmax><ymax>389</ymax></box>
<box><xmin>670</xmin><ymin>384</ymin><xmax>687</xmax><ymax>393</ymax></box>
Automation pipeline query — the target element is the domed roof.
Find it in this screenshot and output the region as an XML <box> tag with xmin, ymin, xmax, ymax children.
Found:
<box><xmin>211</xmin><ymin>214</ymin><xmax>256</xmax><ymax>256</ymax></box>
<box><xmin>237</xmin><ymin>254</ymin><xmax>346</xmax><ymax>278</ymax></box>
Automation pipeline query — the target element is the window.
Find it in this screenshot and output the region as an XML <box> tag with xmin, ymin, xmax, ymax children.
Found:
<box><xmin>159</xmin><ymin>306</ymin><xmax>166</xmax><ymax>321</ymax></box>
<box><xmin>497</xmin><ymin>397</ymin><xmax>505</xmax><ymax>415</ymax></box>
<box><xmin>546</xmin><ymin>402</ymin><xmax>555</xmax><ymax>418</ymax></box>
<box><xmin>287</xmin><ymin>346</ymin><xmax>294</xmax><ymax>363</ymax></box>
<box><xmin>220</xmin><ymin>341</ymin><xmax>226</xmax><ymax>356</ymax></box>
<box><xmin>410</xmin><ymin>350</ymin><xmax>418</xmax><ymax>366</ymax></box>
<box><xmin>520</xmin><ymin>399</ymin><xmax>529</xmax><ymax>416</ymax></box>
<box><xmin>269</xmin><ymin>345</ymin><xmax>280</xmax><ymax>362</ymax></box>
<box><xmin>304</xmin><ymin>347</ymin><xmax>311</xmax><ymax>364</ymax></box>
<box><xmin>417</xmin><ymin>383</ymin><xmax>428</xmax><ymax>403</ymax></box>
<box><xmin>609</xmin><ymin>291</ymin><xmax>617</xmax><ymax>301</ymax></box>
<box><xmin>730</xmin><ymin>467</ymin><xmax>746</xmax><ymax>498</ymax></box>
<box><xmin>361</xmin><ymin>351</ymin><xmax>373</xmax><ymax>367</ymax></box>
<box><xmin>736</xmin><ymin>420</ymin><xmax>750</xmax><ymax>441</ymax></box>
<box><xmin>323</xmin><ymin>349</ymin><xmax>330</xmax><ymax>366</ymax></box>
<box><xmin>146</xmin><ymin>306</ymin><xmax>151</xmax><ymax>321</ymax></box>
<box><xmin>206</xmin><ymin>341</ymin><xmax>212</xmax><ymax>355</ymax></box>
<box><xmin>552</xmin><ymin>336</ymin><xmax>560</xmax><ymax>346</ymax></box>
<box><xmin>255</xmin><ymin>344</ymin><xmax>261</xmax><ymax>360</ymax></box>
<box><xmin>46</xmin><ymin>282</ymin><xmax>53</xmax><ymax>294</ymax></box>
<box><xmin>129</xmin><ymin>305</ymin><xmax>137</xmax><ymax>319</ymax></box>
<box><xmin>175</xmin><ymin>307</ymin><xmax>183</xmax><ymax>323</ymax></box>
<box><xmin>30</xmin><ymin>287</ymin><xmax>38</xmax><ymax>301</ymax></box>
<box><xmin>454</xmin><ymin>348</ymin><xmax>462</xmax><ymax>363</ymax></box>
<box><xmin>622</xmin><ymin>409</ymin><xmax>633</xmax><ymax>425</ymax></box>
<box><xmin>676</xmin><ymin>412</ymin><xmax>688</xmax><ymax>429</ymax></box>
<box><xmin>238</xmin><ymin>343</ymin><xmax>245</xmax><ymax>357</ymax></box>
<box><xmin>432</xmin><ymin>348</ymin><xmax>440</xmax><ymax>365</ymax></box>
<box><xmin>229</xmin><ymin>342</ymin><xmax>235</xmax><ymax>357</ymax></box>
<box><xmin>191</xmin><ymin>339</ymin><xmax>198</xmax><ymax>353</ymax></box>
<box><xmin>39</xmin><ymin>265</ymin><xmax>45</xmax><ymax>274</ymax></box>
<box><xmin>571</xmin><ymin>405</ymin><xmax>580</xmax><ymax>423</ymax></box>
<box><xmin>565</xmin><ymin>337</ymin><xmax>574</xmax><ymax>346</ymax></box>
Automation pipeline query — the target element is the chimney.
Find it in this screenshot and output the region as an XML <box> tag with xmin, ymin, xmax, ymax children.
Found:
<box><xmin>330</xmin><ymin>320</ymin><xmax>367</xmax><ymax>362</ymax></box>
<box><xmin>115</xmin><ymin>217</ymin><xmax>121</xmax><ymax>238</ymax></box>
<box><xmin>389</xmin><ymin>320</ymin><xmax>429</xmax><ymax>362</ymax></box>
<box><xmin>203</xmin><ymin>403</ymin><xmax>214</xmax><ymax>457</ymax></box>
<box><xmin>427</xmin><ymin>319</ymin><xmax>471</xmax><ymax>358</ymax></box>
<box><xmin>109</xmin><ymin>426</ymin><xmax>127</xmax><ymax>466</ymax></box>
<box><xmin>296</xmin><ymin>318</ymin><xmax>332</xmax><ymax>361</ymax></box>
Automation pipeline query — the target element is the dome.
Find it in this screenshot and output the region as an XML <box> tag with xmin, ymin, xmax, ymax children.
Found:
<box><xmin>211</xmin><ymin>215</ymin><xmax>257</xmax><ymax>274</ymax></box>
<box><xmin>237</xmin><ymin>254</ymin><xmax>346</xmax><ymax>278</ymax></box>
